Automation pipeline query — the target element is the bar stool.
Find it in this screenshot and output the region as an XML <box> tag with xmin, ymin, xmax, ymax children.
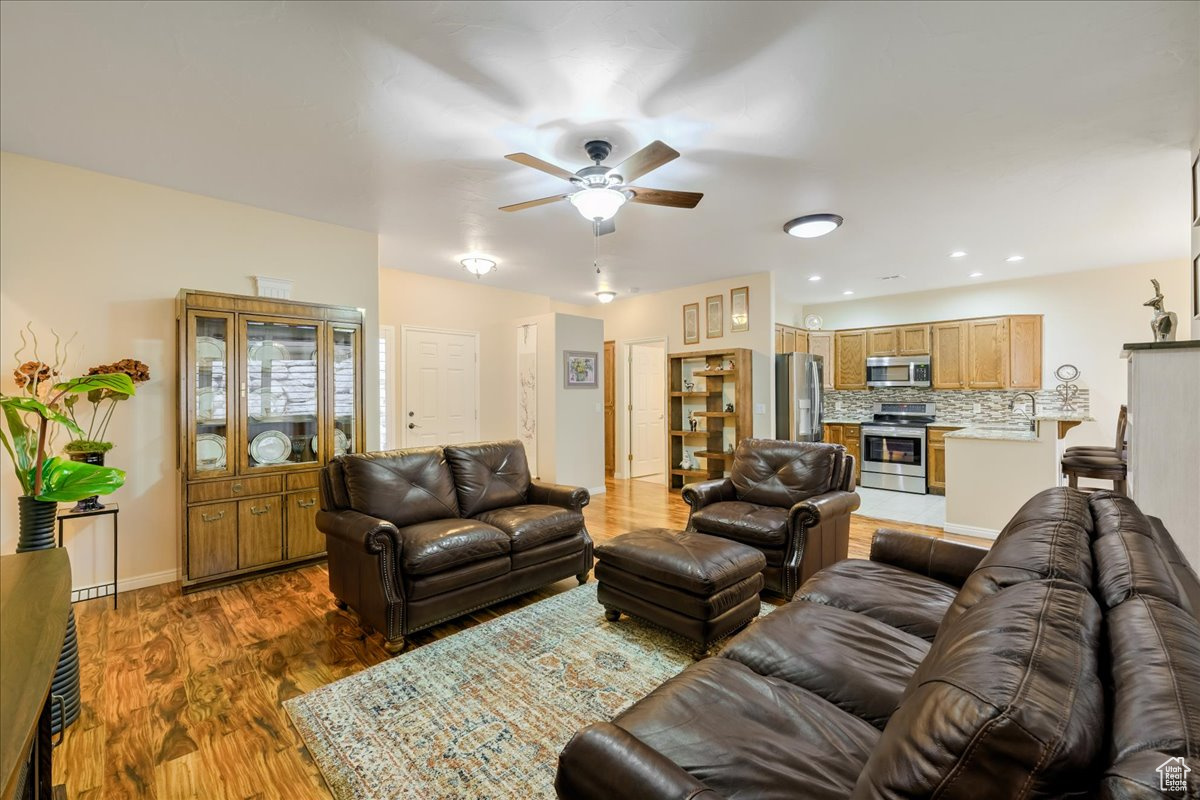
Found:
<box><xmin>1061</xmin><ymin>406</ymin><xmax>1128</xmax><ymax>495</ymax></box>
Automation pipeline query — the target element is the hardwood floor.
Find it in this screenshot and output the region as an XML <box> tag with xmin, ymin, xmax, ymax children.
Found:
<box><xmin>53</xmin><ymin>479</ymin><xmax>965</xmax><ymax>799</ymax></box>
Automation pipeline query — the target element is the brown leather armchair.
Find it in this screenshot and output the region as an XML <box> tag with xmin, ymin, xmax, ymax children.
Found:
<box><xmin>317</xmin><ymin>441</ymin><xmax>593</xmax><ymax>653</ymax></box>
<box><xmin>681</xmin><ymin>438</ymin><xmax>859</xmax><ymax>596</ymax></box>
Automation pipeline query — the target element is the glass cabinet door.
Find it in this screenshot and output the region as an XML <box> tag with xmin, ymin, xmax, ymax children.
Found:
<box><xmin>188</xmin><ymin>311</ymin><xmax>237</xmax><ymax>479</ymax></box>
<box><xmin>240</xmin><ymin>316</ymin><xmax>323</xmax><ymax>471</ymax></box>
<box><xmin>328</xmin><ymin>323</ymin><xmax>361</xmax><ymax>458</ymax></box>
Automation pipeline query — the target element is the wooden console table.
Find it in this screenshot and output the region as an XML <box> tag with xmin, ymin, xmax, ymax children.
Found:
<box><xmin>1</xmin><ymin>548</ymin><xmax>71</xmax><ymax>800</ymax></box>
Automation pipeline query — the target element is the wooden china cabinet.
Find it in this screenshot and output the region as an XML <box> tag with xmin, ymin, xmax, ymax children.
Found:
<box><xmin>176</xmin><ymin>290</ymin><xmax>365</xmax><ymax>592</ymax></box>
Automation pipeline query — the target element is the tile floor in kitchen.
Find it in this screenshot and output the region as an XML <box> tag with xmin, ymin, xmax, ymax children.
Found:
<box><xmin>855</xmin><ymin>486</ymin><xmax>946</xmax><ymax>528</ymax></box>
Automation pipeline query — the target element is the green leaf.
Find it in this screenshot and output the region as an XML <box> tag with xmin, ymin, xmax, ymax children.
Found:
<box><xmin>53</xmin><ymin>373</ymin><xmax>136</xmax><ymax>397</ymax></box>
<box><xmin>0</xmin><ymin>395</ymin><xmax>83</xmax><ymax>438</ymax></box>
<box><xmin>34</xmin><ymin>456</ymin><xmax>126</xmax><ymax>502</ymax></box>
<box><xmin>1</xmin><ymin>401</ymin><xmax>36</xmax><ymax>493</ymax></box>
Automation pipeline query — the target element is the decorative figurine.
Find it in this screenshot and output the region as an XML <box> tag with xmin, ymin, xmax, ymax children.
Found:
<box><xmin>683</xmin><ymin>379</ymin><xmax>695</xmax><ymax>392</ymax></box>
<box><xmin>1053</xmin><ymin>364</ymin><xmax>1081</xmax><ymax>413</ymax></box>
<box><xmin>725</xmin><ymin>402</ymin><xmax>734</xmax><ymax>413</ymax></box>
<box><xmin>726</xmin><ymin>443</ymin><xmax>735</xmax><ymax>454</ymax></box>
<box><xmin>1145</xmin><ymin>279</ymin><xmax>1178</xmax><ymax>342</ymax></box>
<box><xmin>680</xmin><ymin>453</ymin><xmax>694</xmax><ymax>470</ymax></box>
<box><xmin>725</xmin><ymin>359</ymin><xmax>735</xmax><ymax>371</ymax></box>
<box><xmin>689</xmin><ymin>412</ymin><xmax>698</xmax><ymax>432</ymax></box>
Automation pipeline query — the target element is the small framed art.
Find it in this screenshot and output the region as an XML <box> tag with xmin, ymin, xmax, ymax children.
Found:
<box><xmin>730</xmin><ymin>286</ymin><xmax>749</xmax><ymax>332</ymax></box>
<box><xmin>706</xmin><ymin>294</ymin><xmax>723</xmax><ymax>338</ymax></box>
<box><xmin>683</xmin><ymin>303</ymin><xmax>700</xmax><ymax>345</ymax></box>
<box><xmin>563</xmin><ymin>350</ymin><xmax>598</xmax><ymax>389</ymax></box>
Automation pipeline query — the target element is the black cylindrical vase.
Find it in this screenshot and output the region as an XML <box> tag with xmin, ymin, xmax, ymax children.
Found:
<box><xmin>67</xmin><ymin>451</ymin><xmax>105</xmax><ymax>512</ymax></box>
<box><xmin>17</xmin><ymin>495</ymin><xmax>81</xmax><ymax>733</ymax></box>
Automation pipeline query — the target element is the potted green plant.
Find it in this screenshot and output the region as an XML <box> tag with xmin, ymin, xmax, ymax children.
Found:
<box><xmin>0</xmin><ymin>329</ymin><xmax>135</xmax><ymax>733</ymax></box>
<box><xmin>63</xmin><ymin>358</ymin><xmax>150</xmax><ymax>510</ymax></box>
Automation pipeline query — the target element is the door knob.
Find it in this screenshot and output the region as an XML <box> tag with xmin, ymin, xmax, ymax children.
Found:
<box><xmin>408</xmin><ymin>422</ymin><xmax>419</xmax><ymax>429</ymax></box>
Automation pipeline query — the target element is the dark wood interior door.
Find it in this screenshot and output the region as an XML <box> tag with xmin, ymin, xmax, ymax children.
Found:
<box><xmin>604</xmin><ymin>340</ymin><xmax>615</xmax><ymax>476</ymax></box>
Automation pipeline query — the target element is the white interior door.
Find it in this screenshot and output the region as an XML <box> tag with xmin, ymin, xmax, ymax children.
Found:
<box><xmin>403</xmin><ymin>328</ymin><xmax>478</xmax><ymax>446</ymax></box>
<box><xmin>629</xmin><ymin>341</ymin><xmax>666</xmax><ymax>478</ymax></box>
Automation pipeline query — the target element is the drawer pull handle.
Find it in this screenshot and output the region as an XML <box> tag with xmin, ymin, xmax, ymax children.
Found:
<box><xmin>297</xmin><ymin>499</ymin><xmax>317</xmax><ymax>508</ymax></box>
<box><xmin>232</xmin><ymin>483</ymin><xmax>244</xmax><ymax>493</ymax></box>
<box><xmin>201</xmin><ymin>510</ymin><xmax>225</xmax><ymax>522</ymax></box>
<box><xmin>250</xmin><ymin>504</ymin><xmax>271</xmax><ymax>515</ymax></box>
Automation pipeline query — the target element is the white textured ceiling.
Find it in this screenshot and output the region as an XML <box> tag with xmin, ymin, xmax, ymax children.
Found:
<box><xmin>1</xmin><ymin>1</ymin><xmax>1196</xmax><ymax>305</ymax></box>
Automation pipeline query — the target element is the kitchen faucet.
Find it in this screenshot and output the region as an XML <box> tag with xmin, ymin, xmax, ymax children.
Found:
<box><xmin>1011</xmin><ymin>392</ymin><xmax>1037</xmax><ymax>432</ymax></box>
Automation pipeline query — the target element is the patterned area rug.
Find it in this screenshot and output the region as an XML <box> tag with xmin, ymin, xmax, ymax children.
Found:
<box><xmin>285</xmin><ymin>583</ymin><xmax>773</xmax><ymax>799</ymax></box>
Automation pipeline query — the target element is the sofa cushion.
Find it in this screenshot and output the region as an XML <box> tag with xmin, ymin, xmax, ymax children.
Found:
<box><xmin>857</xmin><ymin>579</ymin><xmax>1104</xmax><ymax>798</ymax></box>
<box><xmin>337</xmin><ymin>448</ymin><xmax>460</xmax><ymax>527</ymax></box>
<box><xmin>595</xmin><ymin>529</ymin><xmax>767</xmax><ymax>596</ymax></box>
<box><xmin>795</xmin><ymin>559</ymin><xmax>958</xmax><ymax>641</ymax></box>
<box><xmin>1095</xmin><ymin>532</ymin><xmax>1194</xmax><ymax>614</ymax></box>
<box><xmin>404</xmin><ymin>556</ymin><xmax>511</xmax><ymax>600</ymax></box>
<box><xmin>938</xmin><ymin>487</ymin><xmax>1093</xmax><ymax>633</ymax></box>
<box><xmin>721</xmin><ymin>600</ymin><xmax>930</xmax><ymax>730</ymax></box>
<box><xmin>730</xmin><ymin>438</ymin><xmax>839</xmax><ymax>508</ymax></box>
<box><xmin>615</xmin><ymin>657</ymin><xmax>880</xmax><ymax>800</ymax></box>
<box><xmin>444</xmin><ymin>440</ymin><xmax>531</xmax><ymax>517</ymax></box>
<box><xmin>1101</xmin><ymin>594</ymin><xmax>1200</xmax><ymax>798</ymax></box>
<box><xmin>474</xmin><ymin>504</ymin><xmax>582</xmax><ymax>552</ymax></box>
<box><xmin>510</xmin><ymin>531</ymin><xmax>589</xmax><ymax>571</ymax></box>
<box><xmin>397</xmin><ymin>518</ymin><xmax>510</xmax><ymax>576</ymax></box>
<box><xmin>690</xmin><ymin>501</ymin><xmax>789</xmax><ymax>547</ymax></box>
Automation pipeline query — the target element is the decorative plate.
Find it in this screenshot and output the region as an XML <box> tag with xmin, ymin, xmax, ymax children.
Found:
<box><xmin>249</xmin><ymin>430</ymin><xmax>292</xmax><ymax>464</ymax></box>
<box><xmin>249</xmin><ymin>340</ymin><xmax>291</xmax><ymax>362</ymax></box>
<box><xmin>249</xmin><ymin>388</ymin><xmax>288</xmax><ymax>420</ymax></box>
<box><xmin>333</xmin><ymin>345</ymin><xmax>353</xmax><ymax>364</ymax></box>
<box><xmin>333</xmin><ymin>428</ymin><xmax>350</xmax><ymax>456</ymax></box>
<box><xmin>1054</xmin><ymin>363</ymin><xmax>1080</xmax><ymax>382</ymax></box>
<box><xmin>195</xmin><ymin>336</ymin><xmax>226</xmax><ymax>362</ymax></box>
<box><xmin>195</xmin><ymin>388</ymin><xmax>224</xmax><ymax>423</ymax></box>
<box><xmin>804</xmin><ymin>314</ymin><xmax>823</xmax><ymax>331</ymax></box>
<box><xmin>196</xmin><ymin>433</ymin><xmax>227</xmax><ymax>470</ymax></box>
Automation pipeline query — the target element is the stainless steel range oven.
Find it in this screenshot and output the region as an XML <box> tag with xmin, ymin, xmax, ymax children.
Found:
<box><xmin>860</xmin><ymin>402</ymin><xmax>936</xmax><ymax>494</ymax></box>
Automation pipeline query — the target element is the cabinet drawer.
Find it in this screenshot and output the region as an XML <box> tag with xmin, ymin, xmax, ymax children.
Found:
<box><xmin>188</xmin><ymin>475</ymin><xmax>282</xmax><ymax>503</ymax></box>
<box><xmin>238</xmin><ymin>497</ymin><xmax>283</xmax><ymax>569</ymax></box>
<box><xmin>285</xmin><ymin>490</ymin><xmax>325</xmax><ymax>560</ymax></box>
<box><xmin>187</xmin><ymin>501</ymin><xmax>238</xmax><ymax>579</ymax></box>
<box><xmin>286</xmin><ymin>471</ymin><xmax>321</xmax><ymax>492</ymax></box>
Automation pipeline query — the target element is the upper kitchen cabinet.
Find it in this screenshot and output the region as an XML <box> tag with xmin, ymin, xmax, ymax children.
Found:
<box><xmin>966</xmin><ymin>317</ymin><xmax>1010</xmax><ymax>389</ymax></box>
<box><xmin>834</xmin><ymin>330</ymin><xmax>867</xmax><ymax>389</ymax></box>
<box><xmin>930</xmin><ymin>315</ymin><xmax>1041</xmax><ymax>390</ymax></box>
<box><xmin>806</xmin><ymin>332</ymin><xmax>835</xmax><ymax>390</ymax></box>
<box><xmin>774</xmin><ymin>324</ymin><xmax>809</xmax><ymax>354</ymax></box>
<box><xmin>1007</xmin><ymin>315</ymin><xmax>1043</xmax><ymax>389</ymax></box>
<box><xmin>866</xmin><ymin>328</ymin><xmax>899</xmax><ymax>357</ymax></box>
<box><xmin>932</xmin><ymin>322</ymin><xmax>968</xmax><ymax>388</ymax></box>
<box><xmin>897</xmin><ymin>325</ymin><xmax>931</xmax><ymax>355</ymax></box>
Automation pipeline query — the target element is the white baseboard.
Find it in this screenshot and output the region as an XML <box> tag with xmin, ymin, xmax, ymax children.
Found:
<box><xmin>116</xmin><ymin>568</ymin><xmax>178</xmax><ymax>593</ymax></box>
<box><xmin>942</xmin><ymin>522</ymin><xmax>1000</xmax><ymax>541</ymax></box>
<box><xmin>589</xmin><ymin>485</ymin><xmax>607</xmax><ymax>496</ymax></box>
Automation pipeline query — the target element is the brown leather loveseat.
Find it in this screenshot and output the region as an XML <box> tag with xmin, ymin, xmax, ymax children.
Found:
<box><xmin>317</xmin><ymin>440</ymin><xmax>593</xmax><ymax>653</ymax></box>
<box><xmin>683</xmin><ymin>438</ymin><xmax>859</xmax><ymax>596</ymax></box>
<box><xmin>556</xmin><ymin>487</ymin><xmax>1200</xmax><ymax>799</ymax></box>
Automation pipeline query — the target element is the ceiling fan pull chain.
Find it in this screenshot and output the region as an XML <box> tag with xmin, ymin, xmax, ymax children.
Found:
<box><xmin>593</xmin><ymin>222</ymin><xmax>600</xmax><ymax>274</ymax></box>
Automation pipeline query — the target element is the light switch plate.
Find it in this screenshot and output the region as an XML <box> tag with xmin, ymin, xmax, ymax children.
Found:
<box><xmin>754</xmin><ymin>403</ymin><xmax>766</xmax><ymax>414</ymax></box>
<box><xmin>835</xmin><ymin>401</ymin><xmax>844</xmax><ymax>411</ymax></box>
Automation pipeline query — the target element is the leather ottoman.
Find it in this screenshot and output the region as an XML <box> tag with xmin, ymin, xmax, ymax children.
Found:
<box><xmin>594</xmin><ymin>528</ymin><xmax>767</xmax><ymax>658</ymax></box>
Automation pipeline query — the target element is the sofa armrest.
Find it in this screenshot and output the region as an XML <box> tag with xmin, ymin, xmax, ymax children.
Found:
<box><xmin>789</xmin><ymin>489</ymin><xmax>861</xmax><ymax>530</ymax></box>
<box><xmin>316</xmin><ymin>509</ymin><xmax>402</xmax><ymax>556</ymax></box>
<box><xmin>528</xmin><ymin>479</ymin><xmax>590</xmax><ymax>512</ymax></box>
<box><xmin>681</xmin><ymin>478</ymin><xmax>735</xmax><ymax>512</ymax></box>
<box><xmin>555</xmin><ymin>722</ymin><xmax>723</xmax><ymax>800</ymax></box>
<box><xmin>869</xmin><ymin>528</ymin><xmax>988</xmax><ymax>587</ymax></box>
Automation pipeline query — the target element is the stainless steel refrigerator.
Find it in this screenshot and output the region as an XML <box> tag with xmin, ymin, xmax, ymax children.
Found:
<box><xmin>775</xmin><ymin>353</ymin><xmax>824</xmax><ymax>442</ymax></box>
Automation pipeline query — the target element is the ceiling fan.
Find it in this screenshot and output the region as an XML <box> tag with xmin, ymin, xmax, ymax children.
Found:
<box><xmin>499</xmin><ymin>139</ymin><xmax>703</xmax><ymax>235</ymax></box>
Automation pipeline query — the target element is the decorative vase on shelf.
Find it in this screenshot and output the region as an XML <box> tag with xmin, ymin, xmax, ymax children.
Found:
<box><xmin>67</xmin><ymin>450</ymin><xmax>107</xmax><ymax>512</ymax></box>
<box><xmin>17</xmin><ymin>495</ymin><xmax>81</xmax><ymax>734</ymax></box>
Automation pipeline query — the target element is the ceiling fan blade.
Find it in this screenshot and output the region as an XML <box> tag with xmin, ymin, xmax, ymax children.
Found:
<box><xmin>595</xmin><ymin>218</ymin><xmax>616</xmax><ymax>236</ymax></box>
<box><xmin>504</xmin><ymin>152</ymin><xmax>577</xmax><ymax>181</ymax></box>
<box><xmin>628</xmin><ymin>187</ymin><xmax>704</xmax><ymax>208</ymax></box>
<box><xmin>499</xmin><ymin>194</ymin><xmax>569</xmax><ymax>212</ymax></box>
<box><xmin>611</xmin><ymin>140</ymin><xmax>679</xmax><ymax>182</ymax></box>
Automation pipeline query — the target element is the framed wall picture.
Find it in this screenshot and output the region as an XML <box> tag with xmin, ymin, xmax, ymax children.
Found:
<box><xmin>730</xmin><ymin>286</ymin><xmax>749</xmax><ymax>332</ymax></box>
<box><xmin>563</xmin><ymin>350</ymin><xmax>598</xmax><ymax>389</ymax></box>
<box><xmin>706</xmin><ymin>294</ymin><xmax>724</xmax><ymax>338</ymax></box>
<box><xmin>682</xmin><ymin>302</ymin><xmax>700</xmax><ymax>345</ymax></box>
<box><xmin>1193</xmin><ymin>155</ymin><xmax>1199</xmax><ymax>227</ymax></box>
<box><xmin>1193</xmin><ymin>254</ymin><xmax>1199</xmax><ymax>320</ymax></box>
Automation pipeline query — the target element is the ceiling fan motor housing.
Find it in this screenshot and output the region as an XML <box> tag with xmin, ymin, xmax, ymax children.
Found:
<box><xmin>584</xmin><ymin>139</ymin><xmax>613</xmax><ymax>164</ymax></box>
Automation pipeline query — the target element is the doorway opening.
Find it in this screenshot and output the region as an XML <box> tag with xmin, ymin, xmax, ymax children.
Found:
<box><xmin>400</xmin><ymin>326</ymin><xmax>480</xmax><ymax>447</ymax></box>
<box><xmin>626</xmin><ymin>338</ymin><xmax>667</xmax><ymax>484</ymax></box>
<box><xmin>604</xmin><ymin>340</ymin><xmax>616</xmax><ymax>477</ymax></box>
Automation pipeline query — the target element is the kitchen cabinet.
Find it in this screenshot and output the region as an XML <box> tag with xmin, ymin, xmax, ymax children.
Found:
<box><xmin>898</xmin><ymin>325</ymin><xmax>931</xmax><ymax>355</ymax></box>
<box><xmin>807</xmin><ymin>332</ymin><xmax>835</xmax><ymax>389</ymax></box>
<box><xmin>834</xmin><ymin>330</ymin><xmax>868</xmax><ymax>389</ymax></box>
<box><xmin>926</xmin><ymin>426</ymin><xmax>963</xmax><ymax>495</ymax></box>
<box><xmin>1007</xmin><ymin>315</ymin><xmax>1043</xmax><ymax>389</ymax></box>
<box><xmin>774</xmin><ymin>324</ymin><xmax>809</xmax><ymax>354</ymax></box>
<box><xmin>822</xmin><ymin>423</ymin><xmax>861</xmax><ymax>484</ymax></box>
<box><xmin>867</xmin><ymin>328</ymin><xmax>899</xmax><ymax>357</ymax></box>
<box><xmin>966</xmin><ymin>317</ymin><xmax>1010</xmax><ymax>389</ymax></box>
<box><xmin>932</xmin><ymin>322</ymin><xmax>968</xmax><ymax>388</ymax></box>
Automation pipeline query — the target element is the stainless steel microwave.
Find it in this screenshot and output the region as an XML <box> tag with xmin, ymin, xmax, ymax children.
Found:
<box><xmin>866</xmin><ymin>355</ymin><xmax>931</xmax><ymax>388</ymax></box>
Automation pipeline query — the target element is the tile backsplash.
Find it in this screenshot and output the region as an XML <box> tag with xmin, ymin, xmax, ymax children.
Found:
<box><xmin>824</xmin><ymin>387</ymin><xmax>1089</xmax><ymax>424</ymax></box>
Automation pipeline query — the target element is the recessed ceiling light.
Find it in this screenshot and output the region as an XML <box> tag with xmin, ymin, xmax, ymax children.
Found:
<box><xmin>969</xmin><ymin>271</ymin><xmax>984</xmax><ymax>278</ymax></box>
<box><xmin>783</xmin><ymin>214</ymin><xmax>844</xmax><ymax>239</ymax></box>
<box><xmin>460</xmin><ymin>256</ymin><xmax>497</xmax><ymax>277</ymax></box>
<box><xmin>808</xmin><ymin>275</ymin><xmax>822</xmax><ymax>282</ymax></box>
<box><xmin>1006</xmin><ymin>255</ymin><xmax>1024</xmax><ymax>262</ymax></box>
<box><xmin>950</xmin><ymin>251</ymin><xmax>967</xmax><ymax>258</ymax></box>
<box><xmin>595</xmin><ymin>290</ymin><xmax>617</xmax><ymax>304</ymax></box>
<box><xmin>843</xmin><ymin>290</ymin><xmax>854</xmax><ymax>296</ymax></box>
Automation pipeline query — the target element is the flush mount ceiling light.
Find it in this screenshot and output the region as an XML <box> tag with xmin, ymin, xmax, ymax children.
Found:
<box><xmin>783</xmin><ymin>213</ymin><xmax>844</xmax><ymax>238</ymax></box>
<box><xmin>808</xmin><ymin>275</ymin><xmax>822</xmax><ymax>282</ymax></box>
<box><xmin>842</xmin><ymin>290</ymin><xmax>855</xmax><ymax>296</ymax></box>
<box><xmin>1006</xmin><ymin>255</ymin><xmax>1025</xmax><ymax>262</ymax></box>
<box><xmin>460</xmin><ymin>256</ymin><xmax>496</xmax><ymax>277</ymax></box>
<box><xmin>569</xmin><ymin>187</ymin><xmax>628</xmax><ymax>222</ymax></box>
<box><xmin>595</xmin><ymin>290</ymin><xmax>617</xmax><ymax>304</ymax></box>
<box><xmin>969</xmin><ymin>271</ymin><xmax>984</xmax><ymax>278</ymax></box>
<box><xmin>950</xmin><ymin>250</ymin><xmax>967</xmax><ymax>258</ymax></box>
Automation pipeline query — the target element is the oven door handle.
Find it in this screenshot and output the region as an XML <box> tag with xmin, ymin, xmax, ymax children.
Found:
<box><xmin>862</xmin><ymin>427</ymin><xmax>926</xmax><ymax>438</ymax></box>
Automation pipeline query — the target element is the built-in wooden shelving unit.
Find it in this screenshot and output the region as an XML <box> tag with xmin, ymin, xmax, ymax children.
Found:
<box><xmin>667</xmin><ymin>347</ymin><xmax>753</xmax><ymax>491</ymax></box>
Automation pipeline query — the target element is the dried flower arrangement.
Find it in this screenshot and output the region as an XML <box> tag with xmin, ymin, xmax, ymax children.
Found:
<box><xmin>64</xmin><ymin>358</ymin><xmax>151</xmax><ymax>453</ymax></box>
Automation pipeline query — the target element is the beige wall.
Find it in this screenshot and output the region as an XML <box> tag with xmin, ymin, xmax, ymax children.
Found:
<box><xmin>0</xmin><ymin>152</ymin><xmax>380</xmax><ymax>590</ymax></box>
<box><xmin>583</xmin><ymin>272</ymin><xmax>776</xmax><ymax>478</ymax></box>
<box><xmin>799</xmin><ymin>260</ymin><xmax>1190</xmax><ymax>447</ymax></box>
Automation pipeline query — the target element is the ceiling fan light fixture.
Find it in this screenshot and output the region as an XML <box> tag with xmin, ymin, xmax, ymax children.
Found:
<box><xmin>595</xmin><ymin>290</ymin><xmax>617</xmax><ymax>304</ymax></box>
<box><xmin>570</xmin><ymin>187</ymin><xmax>627</xmax><ymax>221</ymax></box>
<box><xmin>784</xmin><ymin>214</ymin><xmax>843</xmax><ymax>239</ymax></box>
<box><xmin>460</xmin><ymin>256</ymin><xmax>497</xmax><ymax>277</ymax></box>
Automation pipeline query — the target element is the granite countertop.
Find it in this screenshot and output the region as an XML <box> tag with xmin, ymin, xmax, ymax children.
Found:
<box><xmin>1033</xmin><ymin>412</ymin><xmax>1094</xmax><ymax>422</ymax></box>
<box><xmin>944</xmin><ymin>426</ymin><xmax>1039</xmax><ymax>442</ymax></box>
<box><xmin>1122</xmin><ymin>340</ymin><xmax>1200</xmax><ymax>352</ymax></box>
<box><xmin>822</xmin><ymin>417</ymin><xmax>869</xmax><ymax>425</ymax></box>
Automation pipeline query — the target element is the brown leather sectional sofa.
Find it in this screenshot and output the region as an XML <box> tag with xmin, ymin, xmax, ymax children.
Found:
<box><xmin>317</xmin><ymin>441</ymin><xmax>593</xmax><ymax>653</ymax></box>
<box><xmin>556</xmin><ymin>487</ymin><xmax>1200</xmax><ymax>798</ymax></box>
